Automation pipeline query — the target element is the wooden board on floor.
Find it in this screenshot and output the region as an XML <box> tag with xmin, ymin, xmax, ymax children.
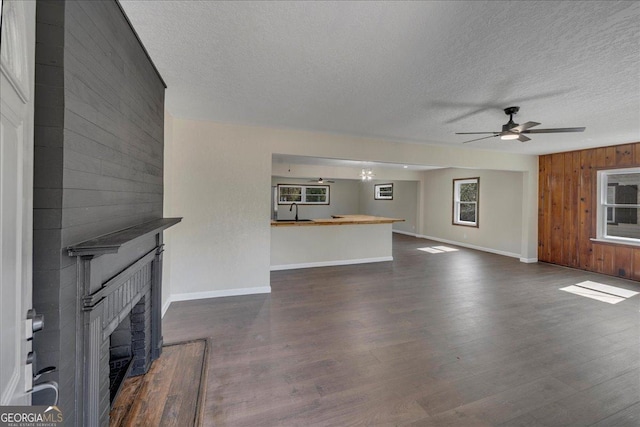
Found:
<box><xmin>110</xmin><ymin>339</ymin><xmax>208</xmax><ymax>427</ymax></box>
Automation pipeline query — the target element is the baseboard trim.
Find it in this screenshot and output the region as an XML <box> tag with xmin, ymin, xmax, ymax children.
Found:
<box><xmin>417</xmin><ymin>234</ymin><xmax>523</xmax><ymax>260</ymax></box>
<box><xmin>271</xmin><ymin>256</ymin><xmax>393</xmax><ymax>271</ymax></box>
<box><xmin>519</xmin><ymin>257</ymin><xmax>538</xmax><ymax>263</ymax></box>
<box><xmin>162</xmin><ymin>298</ymin><xmax>172</xmax><ymax>318</ymax></box>
<box><xmin>163</xmin><ymin>286</ymin><xmax>272</xmax><ymax>316</ymax></box>
<box><xmin>392</xmin><ymin>230</ymin><xmax>419</xmax><ymax>237</ymax></box>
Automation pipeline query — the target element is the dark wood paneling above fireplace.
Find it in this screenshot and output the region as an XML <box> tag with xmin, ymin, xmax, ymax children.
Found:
<box><xmin>32</xmin><ymin>0</ymin><xmax>168</xmax><ymax>424</ymax></box>
<box><xmin>538</xmin><ymin>142</ymin><xmax>640</xmax><ymax>280</ymax></box>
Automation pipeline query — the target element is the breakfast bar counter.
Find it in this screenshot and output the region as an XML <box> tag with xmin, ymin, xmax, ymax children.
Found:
<box><xmin>271</xmin><ymin>214</ymin><xmax>403</xmax><ymax>226</ymax></box>
<box><xmin>270</xmin><ymin>215</ymin><xmax>404</xmax><ymax>270</ymax></box>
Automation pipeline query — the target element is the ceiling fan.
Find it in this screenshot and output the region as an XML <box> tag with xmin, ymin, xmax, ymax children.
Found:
<box><xmin>456</xmin><ymin>106</ymin><xmax>585</xmax><ymax>143</ymax></box>
<box><xmin>308</xmin><ymin>178</ymin><xmax>335</xmax><ymax>184</ymax></box>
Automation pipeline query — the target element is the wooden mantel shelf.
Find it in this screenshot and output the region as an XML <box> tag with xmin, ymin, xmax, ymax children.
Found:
<box><xmin>67</xmin><ymin>218</ymin><xmax>182</xmax><ymax>257</ymax></box>
<box><xmin>271</xmin><ymin>214</ymin><xmax>404</xmax><ymax>227</ymax></box>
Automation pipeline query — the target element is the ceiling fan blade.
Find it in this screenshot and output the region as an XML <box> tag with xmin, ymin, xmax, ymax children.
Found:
<box><xmin>455</xmin><ymin>132</ymin><xmax>500</xmax><ymax>135</ymax></box>
<box><xmin>444</xmin><ymin>107</ymin><xmax>501</xmax><ymax>124</ymax></box>
<box><xmin>309</xmin><ymin>178</ymin><xmax>335</xmax><ymax>183</ymax></box>
<box><xmin>462</xmin><ymin>135</ymin><xmax>500</xmax><ymax>144</ymax></box>
<box><xmin>437</xmin><ymin>88</ymin><xmax>577</xmax><ymax>124</ymax></box>
<box><xmin>509</xmin><ymin>121</ymin><xmax>540</xmax><ymax>133</ymax></box>
<box><xmin>522</xmin><ymin>127</ymin><xmax>586</xmax><ymax>134</ymax></box>
<box><xmin>517</xmin><ymin>134</ymin><xmax>531</xmax><ymax>142</ymax></box>
<box><xmin>432</xmin><ymin>101</ymin><xmax>504</xmax><ymax>124</ymax></box>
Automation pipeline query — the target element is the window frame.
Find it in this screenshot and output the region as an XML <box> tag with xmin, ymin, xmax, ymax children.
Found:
<box><xmin>277</xmin><ymin>184</ymin><xmax>330</xmax><ymax>205</ymax></box>
<box><xmin>606</xmin><ymin>183</ymin><xmax>617</xmax><ymax>224</ymax></box>
<box><xmin>595</xmin><ymin>167</ymin><xmax>640</xmax><ymax>246</ymax></box>
<box><xmin>452</xmin><ymin>177</ymin><xmax>479</xmax><ymax>228</ymax></box>
<box><xmin>374</xmin><ymin>183</ymin><xmax>394</xmax><ymax>200</ymax></box>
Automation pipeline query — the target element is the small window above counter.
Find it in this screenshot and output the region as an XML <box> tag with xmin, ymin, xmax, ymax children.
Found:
<box><xmin>277</xmin><ymin>184</ymin><xmax>329</xmax><ymax>205</ymax></box>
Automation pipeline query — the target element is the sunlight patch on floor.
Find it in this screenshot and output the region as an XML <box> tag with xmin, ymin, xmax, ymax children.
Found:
<box><xmin>432</xmin><ymin>246</ymin><xmax>459</xmax><ymax>252</ymax></box>
<box><xmin>574</xmin><ymin>280</ymin><xmax>639</xmax><ymax>298</ymax></box>
<box><xmin>560</xmin><ymin>281</ymin><xmax>638</xmax><ymax>305</ymax></box>
<box><xmin>417</xmin><ymin>246</ymin><xmax>459</xmax><ymax>254</ymax></box>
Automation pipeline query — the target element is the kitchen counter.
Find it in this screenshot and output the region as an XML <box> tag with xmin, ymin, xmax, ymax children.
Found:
<box><xmin>271</xmin><ymin>214</ymin><xmax>404</xmax><ymax>226</ymax></box>
<box><xmin>271</xmin><ymin>215</ymin><xmax>404</xmax><ymax>270</ymax></box>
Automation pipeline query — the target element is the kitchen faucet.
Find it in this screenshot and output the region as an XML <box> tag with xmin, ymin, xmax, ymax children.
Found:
<box><xmin>290</xmin><ymin>203</ymin><xmax>298</xmax><ymax>221</ymax></box>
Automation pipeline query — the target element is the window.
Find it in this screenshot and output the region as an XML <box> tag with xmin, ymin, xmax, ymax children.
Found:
<box><xmin>453</xmin><ymin>177</ymin><xmax>479</xmax><ymax>227</ymax></box>
<box><xmin>374</xmin><ymin>183</ymin><xmax>393</xmax><ymax>200</ymax></box>
<box><xmin>596</xmin><ymin>168</ymin><xmax>640</xmax><ymax>244</ymax></box>
<box><xmin>304</xmin><ymin>186</ymin><xmax>328</xmax><ymax>203</ymax></box>
<box><xmin>278</xmin><ymin>185</ymin><xmax>302</xmax><ymax>203</ymax></box>
<box><xmin>277</xmin><ymin>184</ymin><xmax>329</xmax><ymax>205</ymax></box>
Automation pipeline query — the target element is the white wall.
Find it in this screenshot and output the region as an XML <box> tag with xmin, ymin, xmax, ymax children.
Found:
<box><xmin>422</xmin><ymin>168</ymin><xmax>524</xmax><ymax>258</ymax></box>
<box><xmin>271</xmin><ymin>223</ymin><xmax>392</xmax><ymax>269</ymax></box>
<box><xmin>359</xmin><ymin>180</ymin><xmax>418</xmax><ymax>234</ymax></box>
<box><xmin>162</xmin><ymin>111</ymin><xmax>174</xmax><ymax>315</ymax></box>
<box><xmin>164</xmin><ymin>118</ymin><xmax>272</xmax><ymax>301</ymax></box>
<box><xmin>164</xmin><ymin>117</ymin><xmax>538</xmax><ymax>301</ymax></box>
<box><xmin>272</xmin><ymin>161</ymin><xmax>424</xmax><ymax>181</ymax></box>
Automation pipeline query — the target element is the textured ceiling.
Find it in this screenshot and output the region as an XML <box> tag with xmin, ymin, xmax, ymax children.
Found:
<box><xmin>120</xmin><ymin>0</ymin><xmax>640</xmax><ymax>155</ymax></box>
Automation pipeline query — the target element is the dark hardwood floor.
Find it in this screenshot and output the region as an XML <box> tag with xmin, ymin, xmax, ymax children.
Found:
<box><xmin>162</xmin><ymin>234</ymin><xmax>640</xmax><ymax>426</ymax></box>
<box><xmin>110</xmin><ymin>340</ymin><xmax>207</xmax><ymax>426</ymax></box>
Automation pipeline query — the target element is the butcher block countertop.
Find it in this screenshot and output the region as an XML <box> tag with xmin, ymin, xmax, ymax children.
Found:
<box><xmin>271</xmin><ymin>214</ymin><xmax>404</xmax><ymax>227</ymax></box>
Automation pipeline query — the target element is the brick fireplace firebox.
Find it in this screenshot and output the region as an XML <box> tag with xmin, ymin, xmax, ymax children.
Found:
<box><xmin>68</xmin><ymin>218</ymin><xmax>180</xmax><ymax>426</ymax></box>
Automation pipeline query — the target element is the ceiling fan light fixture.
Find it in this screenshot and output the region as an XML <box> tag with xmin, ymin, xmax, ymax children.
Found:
<box><xmin>308</xmin><ymin>177</ymin><xmax>335</xmax><ymax>183</ymax></box>
<box><xmin>500</xmin><ymin>133</ymin><xmax>519</xmax><ymax>140</ymax></box>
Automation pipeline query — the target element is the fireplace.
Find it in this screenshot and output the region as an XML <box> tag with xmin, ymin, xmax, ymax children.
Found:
<box><xmin>31</xmin><ymin>1</ymin><xmax>170</xmax><ymax>423</ymax></box>
<box><xmin>68</xmin><ymin>218</ymin><xmax>180</xmax><ymax>426</ymax></box>
<box><xmin>109</xmin><ymin>294</ymin><xmax>150</xmax><ymax>405</ymax></box>
<box><xmin>109</xmin><ymin>312</ymin><xmax>132</xmax><ymax>403</ymax></box>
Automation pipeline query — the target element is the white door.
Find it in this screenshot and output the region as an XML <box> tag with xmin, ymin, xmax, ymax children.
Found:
<box><xmin>0</xmin><ymin>0</ymin><xmax>36</xmax><ymax>406</ymax></box>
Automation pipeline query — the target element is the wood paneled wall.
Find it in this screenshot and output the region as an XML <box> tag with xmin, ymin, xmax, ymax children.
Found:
<box><xmin>32</xmin><ymin>0</ymin><xmax>165</xmax><ymax>421</ymax></box>
<box><xmin>538</xmin><ymin>142</ymin><xmax>640</xmax><ymax>281</ymax></box>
